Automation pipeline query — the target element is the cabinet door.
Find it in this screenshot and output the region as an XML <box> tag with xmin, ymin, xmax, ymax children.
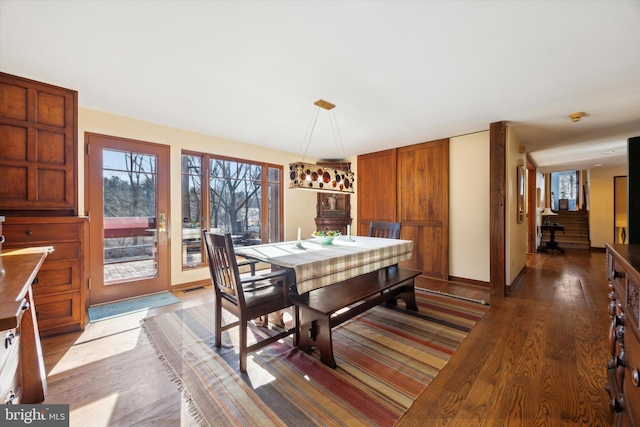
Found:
<box><xmin>357</xmin><ymin>149</ymin><xmax>397</xmax><ymax>236</ymax></box>
<box><xmin>0</xmin><ymin>73</ymin><xmax>78</xmax><ymax>214</ymax></box>
<box><xmin>398</xmin><ymin>140</ymin><xmax>449</xmax><ymax>279</ymax></box>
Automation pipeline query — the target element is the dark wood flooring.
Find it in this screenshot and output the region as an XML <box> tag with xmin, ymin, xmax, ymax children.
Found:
<box><xmin>41</xmin><ymin>249</ymin><xmax>614</xmax><ymax>426</ymax></box>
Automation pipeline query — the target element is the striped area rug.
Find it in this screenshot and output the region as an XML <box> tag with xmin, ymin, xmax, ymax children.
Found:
<box><xmin>141</xmin><ymin>289</ymin><xmax>489</xmax><ymax>427</ymax></box>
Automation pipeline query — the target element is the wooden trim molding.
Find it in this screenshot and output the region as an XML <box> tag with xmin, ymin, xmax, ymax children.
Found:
<box><xmin>490</xmin><ymin>121</ymin><xmax>506</xmax><ymax>297</ymax></box>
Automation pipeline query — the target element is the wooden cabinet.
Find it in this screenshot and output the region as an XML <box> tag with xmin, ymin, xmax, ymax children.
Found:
<box><xmin>2</xmin><ymin>217</ymin><xmax>87</xmax><ymax>336</ymax></box>
<box><xmin>606</xmin><ymin>243</ymin><xmax>640</xmax><ymax>427</ymax></box>
<box><xmin>0</xmin><ymin>72</ymin><xmax>78</xmax><ymax>215</ymax></box>
<box><xmin>315</xmin><ymin>193</ymin><xmax>351</xmax><ymax>235</ymax></box>
<box><xmin>314</xmin><ymin>162</ymin><xmax>352</xmax><ymax>235</ymax></box>
<box><xmin>0</xmin><ymin>73</ymin><xmax>85</xmax><ymax>337</ymax></box>
<box><xmin>356</xmin><ymin>149</ymin><xmax>397</xmax><ymax>236</ymax></box>
<box><xmin>357</xmin><ymin>139</ymin><xmax>449</xmax><ymax>280</ymax></box>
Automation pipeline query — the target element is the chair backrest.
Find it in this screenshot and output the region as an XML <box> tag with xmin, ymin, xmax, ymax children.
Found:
<box><xmin>202</xmin><ymin>230</ymin><xmax>245</xmax><ymax>306</ymax></box>
<box><xmin>368</xmin><ymin>221</ymin><xmax>401</xmax><ymax>239</ymax></box>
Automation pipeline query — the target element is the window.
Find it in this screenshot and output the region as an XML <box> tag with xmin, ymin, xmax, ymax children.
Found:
<box><xmin>181</xmin><ymin>154</ymin><xmax>203</xmax><ymax>267</ymax></box>
<box><xmin>558</xmin><ymin>173</ymin><xmax>577</xmax><ymax>200</ymax></box>
<box><xmin>181</xmin><ymin>151</ymin><xmax>283</xmax><ymax>268</ymax></box>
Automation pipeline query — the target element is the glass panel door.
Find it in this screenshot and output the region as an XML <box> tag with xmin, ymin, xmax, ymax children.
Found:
<box><xmin>87</xmin><ymin>133</ymin><xmax>170</xmax><ymax>305</ymax></box>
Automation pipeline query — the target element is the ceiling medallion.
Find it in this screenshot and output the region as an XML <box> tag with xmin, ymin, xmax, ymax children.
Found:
<box><xmin>568</xmin><ymin>111</ymin><xmax>586</xmax><ymax>122</ymax></box>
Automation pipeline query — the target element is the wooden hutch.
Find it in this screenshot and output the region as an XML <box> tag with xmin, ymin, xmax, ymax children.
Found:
<box><xmin>314</xmin><ymin>162</ymin><xmax>352</xmax><ymax>235</ymax></box>
<box><xmin>0</xmin><ymin>72</ymin><xmax>87</xmax><ymax>338</ymax></box>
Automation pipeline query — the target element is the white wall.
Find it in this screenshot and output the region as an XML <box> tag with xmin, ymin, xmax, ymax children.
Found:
<box><xmin>449</xmin><ymin>131</ymin><xmax>490</xmax><ymax>282</ymax></box>
<box><xmin>589</xmin><ymin>164</ymin><xmax>627</xmax><ymax>248</ymax></box>
<box><xmin>78</xmin><ymin>108</ymin><xmax>320</xmax><ymax>286</ymax></box>
<box><xmin>506</xmin><ymin>127</ymin><xmax>528</xmax><ymax>285</ymax></box>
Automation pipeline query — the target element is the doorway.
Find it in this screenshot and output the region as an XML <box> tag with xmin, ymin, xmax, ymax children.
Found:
<box><xmin>86</xmin><ymin>133</ymin><xmax>170</xmax><ymax>305</ymax></box>
<box><xmin>614</xmin><ymin>175</ymin><xmax>628</xmax><ymax>244</ymax></box>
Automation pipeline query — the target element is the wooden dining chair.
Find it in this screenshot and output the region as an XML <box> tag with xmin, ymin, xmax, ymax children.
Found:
<box><xmin>202</xmin><ymin>231</ymin><xmax>297</xmax><ymax>372</ymax></box>
<box><xmin>369</xmin><ymin>221</ymin><xmax>401</xmax><ymax>239</ymax></box>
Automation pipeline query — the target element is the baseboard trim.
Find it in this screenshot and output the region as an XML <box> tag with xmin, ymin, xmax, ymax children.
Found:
<box><xmin>447</xmin><ymin>276</ymin><xmax>490</xmax><ymax>288</ymax></box>
<box><xmin>171</xmin><ymin>279</ymin><xmax>210</xmax><ymax>292</ymax></box>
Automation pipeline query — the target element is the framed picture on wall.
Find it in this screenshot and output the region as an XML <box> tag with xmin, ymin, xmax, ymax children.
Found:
<box><xmin>517</xmin><ymin>166</ymin><xmax>525</xmax><ymax>223</ymax></box>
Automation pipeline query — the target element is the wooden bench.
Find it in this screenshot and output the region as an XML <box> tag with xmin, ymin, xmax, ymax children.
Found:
<box><xmin>290</xmin><ymin>267</ymin><xmax>421</xmax><ymax>368</ymax></box>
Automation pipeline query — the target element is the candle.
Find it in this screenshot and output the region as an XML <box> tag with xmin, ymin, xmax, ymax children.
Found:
<box><xmin>297</xmin><ymin>227</ymin><xmax>301</xmax><ymax>242</ymax></box>
<box><xmin>347</xmin><ymin>225</ymin><xmax>351</xmax><ymax>237</ymax></box>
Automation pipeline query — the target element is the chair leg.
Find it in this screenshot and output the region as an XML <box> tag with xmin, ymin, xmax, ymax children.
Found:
<box><xmin>214</xmin><ymin>299</ymin><xmax>222</xmax><ymax>349</ymax></box>
<box><xmin>293</xmin><ymin>305</ymin><xmax>300</xmax><ymax>346</ymax></box>
<box><xmin>239</xmin><ymin>317</ymin><xmax>248</xmax><ymax>373</ymax></box>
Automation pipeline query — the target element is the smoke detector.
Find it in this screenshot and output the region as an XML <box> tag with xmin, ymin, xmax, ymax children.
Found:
<box><xmin>569</xmin><ymin>112</ymin><xmax>586</xmax><ymax>122</ymax></box>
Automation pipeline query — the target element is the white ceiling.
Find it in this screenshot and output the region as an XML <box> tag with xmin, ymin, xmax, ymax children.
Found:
<box><xmin>1</xmin><ymin>1</ymin><xmax>639</xmax><ymax>173</ymax></box>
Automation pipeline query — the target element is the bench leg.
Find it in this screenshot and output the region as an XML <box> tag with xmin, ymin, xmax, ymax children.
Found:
<box><xmin>398</xmin><ymin>282</ymin><xmax>419</xmax><ymax>311</ymax></box>
<box><xmin>297</xmin><ymin>307</ymin><xmax>337</xmax><ymax>369</ymax></box>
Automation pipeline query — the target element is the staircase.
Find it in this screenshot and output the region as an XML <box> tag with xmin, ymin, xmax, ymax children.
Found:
<box><xmin>540</xmin><ymin>210</ymin><xmax>590</xmax><ymax>250</ymax></box>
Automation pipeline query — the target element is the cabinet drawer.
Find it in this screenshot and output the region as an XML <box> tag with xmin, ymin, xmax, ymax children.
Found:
<box><xmin>3</xmin><ymin>241</ymin><xmax>81</xmax><ymax>261</ymax></box>
<box><xmin>608</xmin><ymin>252</ymin><xmax>627</xmax><ymax>293</ymax></box>
<box><xmin>623</xmin><ymin>329</ymin><xmax>640</xmax><ymax>424</ymax></box>
<box><xmin>0</xmin><ymin>334</ymin><xmax>20</xmax><ymax>405</ymax></box>
<box><xmin>35</xmin><ymin>292</ymin><xmax>82</xmax><ymax>332</ymax></box>
<box><xmin>627</xmin><ymin>275</ymin><xmax>640</xmax><ymax>335</ymax></box>
<box><xmin>33</xmin><ymin>260</ymin><xmax>81</xmax><ymax>296</ymax></box>
<box><xmin>2</xmin><ymin>221</ymin><xmax>82</xmax><ymax>244</ymax></box>
<box><xmin>0</xmin><ymin>326</ymin><xmax>19</xmax><ymax>374</ymax></box>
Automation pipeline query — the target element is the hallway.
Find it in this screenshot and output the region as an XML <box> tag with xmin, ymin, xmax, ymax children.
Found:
<box><xmin>401</xmin><ymin>248</ymin><xmax>614</xmax><ymax>425</ymax></box>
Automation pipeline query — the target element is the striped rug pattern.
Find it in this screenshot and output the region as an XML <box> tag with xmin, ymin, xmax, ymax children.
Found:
<box><xmin>141</xmin><ymin>289</ymin><xmax>489</xmax><ymax>427</ymax></box>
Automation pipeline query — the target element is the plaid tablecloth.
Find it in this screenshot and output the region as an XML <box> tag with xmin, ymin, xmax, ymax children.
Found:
<box><xmin>235</xmin><ymin>236</ymin><xmax>414</xmax><ymax>294</ymax></box>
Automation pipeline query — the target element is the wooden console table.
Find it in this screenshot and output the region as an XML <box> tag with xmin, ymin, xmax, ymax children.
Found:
<box><xmin>0</xmin><ymin>247</ymin><xmax>51</xmax><ymax>404</ymax></box>
<box><xmin>538</xmin><ymin>224</ymin><xmax>565</xmax><ymax>254</ymax></box>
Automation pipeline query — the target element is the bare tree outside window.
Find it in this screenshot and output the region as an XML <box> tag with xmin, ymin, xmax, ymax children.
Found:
<box><xmin>180</xmin><ymin>151</ymin><xmax>283</xmax><ymax>269</ymax></box>
<box><xmin>210</xmin><ymin>159</ymin><xmax>262</xmax><ymax>244</ymax></box>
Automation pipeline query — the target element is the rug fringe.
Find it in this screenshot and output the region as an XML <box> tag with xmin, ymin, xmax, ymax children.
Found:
<box><xmin>419</xmin><ymin>288</ymin><xmax>489</xmax><ymax>305</ymax></box>
<box><xmin>140</xmin><ymin>319</ymin><xmax>210</xmax><ymax>427</ymax></box>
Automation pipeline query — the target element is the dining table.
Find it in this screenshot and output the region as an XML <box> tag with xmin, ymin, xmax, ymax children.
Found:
<box><xmin>234</xmin><ymin>235</ymin><xmax>414</xmax><ymax>295</ymax></box>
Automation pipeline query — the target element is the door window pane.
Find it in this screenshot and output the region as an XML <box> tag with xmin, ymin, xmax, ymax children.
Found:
<box><xmin>103</xmin><ymin>149</ymin><xmax>158</xmax><ymax>284</ymax></box>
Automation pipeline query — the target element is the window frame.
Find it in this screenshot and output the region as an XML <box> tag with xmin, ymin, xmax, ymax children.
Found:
<box><xmin>181</xmin><ymin>149</ymin><xmax>284</xmax><ymax>270</ymax></box>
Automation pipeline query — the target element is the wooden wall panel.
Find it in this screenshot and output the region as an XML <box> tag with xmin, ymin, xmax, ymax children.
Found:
<box><xmin>398</xmin><ymin>140</ymin><xmax>449</xmax><ymax>279</ymax></box>
<box><xmin>359</xmin><ymin>139</ymin><xmax>449</xmax><ymax>280</ymax></box>
<box><xmin>356</xmin><ymin>149</ymin><xmax>397</xmax><ymax>236</ymax></box>
<box><xmin>398</xmin><ymin>140</ymin><xmax>448</xmax><ymax>222</ymax></box>
<box><xmin>0</xmin><ymin>72</ymin><xmax>77</xmax><ymax>215</ymax></box>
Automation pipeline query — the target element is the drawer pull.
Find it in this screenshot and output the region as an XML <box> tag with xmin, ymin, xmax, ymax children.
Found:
<box><xmin>21</xmin><ymin>300</ymin><xmax>29</xmax><ymax>311</ymax></box>
<box><xmin>607</xmin><ymin>359</ymin><xmax>624</xmax><ymax>412</ymax></box>
<box><xmin>4</xmin><ymin>332</ymin><xmax>15</xmax><ymax>349</ymax></box>
<box><xmin>633</xmin><ymin>367</ymin><xmax>640</xmax><ymax>387</ymax></box>
<box><xmin>5</xmin><ymin>391</ymin><xmax>16</xmax><ymax>405</ymax></box>
<box><xmin>0</xmin><ymin>234</ymin><xmax>4</xmax><ymax>243</ymax></box>
<box><xmin>26</xmin><ymin>230</ymin><xmax>33</xmax><ymax>235</ymax></box>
